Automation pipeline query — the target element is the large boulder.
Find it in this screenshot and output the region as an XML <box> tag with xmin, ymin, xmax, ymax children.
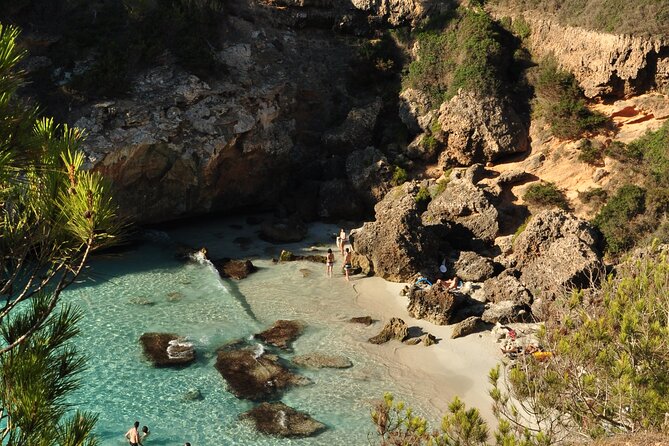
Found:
<box><xmin>451</xmin><ymin>316</ymin><xmax>489</xmax><ymax>339</ymax></box>
<box><xmin>513</xmin><ymin>210</ymin><xmax>603</xmax><ymax>300</ymax></box>
<box><xmin>212</xmin><ymin>258</ymin><xmax>257</xmax><ymax>280</ymax></box>
<box><xmin>215</xmin><ymin>348</ymin><xmax>309</xmax><ymax>401</ymax></box>
<box><xmin>483</xmin><ymin>270</ymin><xmax>532</xmax><ymax>306</ymax></box>
<box><xmin>241</xmin><ymin>402</ymin><xmax>325</xmax><ymax>438</ymax></box>
<box><xmin>351</xmin><ymin>182</ymin><xmax>439</xmax><ymax>282</ymax></box>
<box><xmin>255</xmin><ymin>320</ymin><xmax>306</xmax><ymax>351</ymax></box>
<box><xmin>139</xmin><ymin>333</ymin><xmax>195</xmax><ymax>367</ymax></box>
<box><xmin>453</xmin><ymin>251</ymin><xmax>496</xmax><ymax>282</ymax></box>
<box><xmin>423</xmin><ymin>166</ymin><xmax>500</xmax><ymax>243</ymax></box>
<box><xmin>407</xmin><ymin>286</ymin><xmax>467</xmax><ymax>325</ymax></box>
<box><xmin>434</xmin><ymin>91</ymin><xmax>529</xmax><ymax>166</ymax></box>
<box><xmin>368</xmin><ymin>317</ymin><xmax>409</xmax><ymax>344</ymax></box>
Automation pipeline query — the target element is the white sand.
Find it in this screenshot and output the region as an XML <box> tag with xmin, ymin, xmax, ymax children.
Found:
<box><xmin>350</xmin><ymin>276</ymin><xmax>503</xmax><ymax>425</ymax></box>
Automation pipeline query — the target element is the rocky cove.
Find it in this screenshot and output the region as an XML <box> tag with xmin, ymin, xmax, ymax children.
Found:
<box><xmin>7</xmin><ymin>0</ymin><xmax>669</xmax><ymax>443</ymax></box>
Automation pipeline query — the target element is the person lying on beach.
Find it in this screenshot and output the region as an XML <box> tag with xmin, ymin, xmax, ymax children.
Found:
<box><xmin>435</xmin><ymin>277</ymin><xmax>459</xmax><ymax>290</ymax></box>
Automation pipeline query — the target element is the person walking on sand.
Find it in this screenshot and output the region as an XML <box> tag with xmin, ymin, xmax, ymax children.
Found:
<box><xmin>343</xmin><ymin>248</ymin><xmax>352</xmax><ymax>281</ymax></box>
<box><xmin>326</xmin><ymin>248</ymin><xmax>335</xmax><ymax>278</ymax></box>
<box><xmin>125</xmin><ymin>421</ymin><xmax>140</xmax><ymax>446</ymax></box>
<box><xmin>339</xmin><ymin>228</ymin><xmax>347</xmax><ymax>256</ymax></box>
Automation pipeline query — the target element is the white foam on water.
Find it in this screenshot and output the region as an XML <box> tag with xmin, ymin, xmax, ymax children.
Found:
<box><xmin>252</xmin><ymin>343</ymin><xmax>265</xmax><ymax>359</ymax></box>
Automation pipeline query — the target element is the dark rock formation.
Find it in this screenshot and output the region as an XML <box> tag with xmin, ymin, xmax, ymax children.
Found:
<box><xmin>255</xmin><ymin>320</ymin><xmax>305</xmax><ymax>350</ymax></box>
<box><xmin>260</xmin><ymin>218</ymin><xmax>308</xmax><ymax>244</ymax></box>
<box><xmin>292</xmin><ymin>353</ymin><xmax>352</xmax><ymax>369</ymax></box>
<box><xmin>368</xmin><ymin>317</ymin><xmax>409</xmax><ymax>344</ymax></box>
<box><xmin>322</xmin><ymin>98</ymin><xmax>382</xmax><ymax>150</ymax></box>
<box><xmin>345</xmin><ymin>147</ymin><xmax>392</xmax><ymax>209</ymax></box>
<box><xmin>349</xmin><ymin>316</ymin><xmax>373</xmax><ymax>325</ymax></box>
<box><xmin>215</xmin><ymin>348</ymin><xmax>309</xmax><ymax>401</ymax></box>
<box><xmin>483</xmin><ymin>270</ymin><xmax>532</xmax><ymax>306</ymax></box>
<box><xmin>513</xmin><ymin>210</ymin><xmax>603</xmax><ymax>300</ymax></box>
<box><xmin>139</xmin><ymin>333</ymin><xmax>195</xmax><ymax>367</ymax></box>
<box><xmin>351</xmin><ymin>182</ymin><xmax>440</xmax><ymax>282</ymax></box>
<box><xmin>451</xmin><ymin>316</ymin><xmax>489</xmax><ymax>339</ymax></box>
<box><xmin>241</xmin><ymin>402</ymin><xmax>326</xmax><ymax>438</ymax></box>
<box><xmin>212</xmin><ymin>258</ymin><xmax>257</xmax><ymax>280</ymax></box>
<box><xmin>453</xmin><ymin>251</ymin><xmax>496</xmax><ymax>282</ymax></box>
<box><xmin>423</xmin><ymin>166</ymin><xmax>500</xmax><ymax>244</ymax></box>
<box><xmin>407</xmin><ymin>286</ymin><xmax>466</xmax><ymax>325</ymax></box>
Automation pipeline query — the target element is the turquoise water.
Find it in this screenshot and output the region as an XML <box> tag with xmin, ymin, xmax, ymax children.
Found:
<box><xmin>63</xmin><ymin>218</ymin><xmax>430</xmax><ymax>445</ymax></box>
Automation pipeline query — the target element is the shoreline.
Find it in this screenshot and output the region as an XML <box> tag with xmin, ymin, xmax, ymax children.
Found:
<box><xmin>350</xmin><ymin>275</ymin><xmax>502</xmax><ymax>426</ymax></box>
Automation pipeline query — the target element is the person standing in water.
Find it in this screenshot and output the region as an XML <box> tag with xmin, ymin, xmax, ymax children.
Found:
<box><xmin>125</xmin><ymin>421</ymin><xmax>140</xmax><ymax>446</ymax></box>
<box><xmin>338</xmin><ymin>228</ymin><xmax>347</xmax><ymax>256</ymax></box>
<box><xmin>326</xmin><ymin>248</ymin><xmax>335</xmax><ymax>278</ymax></box>
<box><xmin>139</xmin><ymin>426</ymin><xmax>150</xmax><ymax>445</ymax></box>
<box><xmin>343</xmin><ymin>248</ymin><xmax>352</xmax><ymax>281</ymax></box>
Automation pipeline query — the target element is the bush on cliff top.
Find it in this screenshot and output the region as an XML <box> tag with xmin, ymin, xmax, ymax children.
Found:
<box><xmin>403</xmin><ymin>8</ymin><xmax>511</xmax><ymax>109</ymax></box>
<box><xmin>523</xmin><ymin>182</ymin><xmax>568</xmax><ymax>209</ymax></box>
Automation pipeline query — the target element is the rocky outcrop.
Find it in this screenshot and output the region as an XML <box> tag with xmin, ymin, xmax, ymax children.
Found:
<box><xmin>212</xmin><ymin>258</ymin><xmax>257</xmax><ymax>280</ymax></box>
<box><xmin>255</xmin><ymin>320</ymin><xmax>306</xmax><ymax>350</ymax></box>
<box><xmin>481</xmin><ymin>301</ymin><xmax>529</xmax><ymax>324</ymax></box>
<box><xmin>434</xmin><ymin>91</ymin><xmax>529</xmax><ymax>165</ymax></box>
<box><xmin>139</xmin><ymin>333</ymin><xmax>195</xmax><ymax>367</ymax></box>
<box><xmin>483</xmin><ymin>270</ymin><xmax>532</xmax><ymax>306</ymax></box>
<box><xmin>241</xmin><ymin>402</ymin><xmax>325</xmax><ymax>438</ymax></box>
<box><xmin>215</xmin><ymin>347</ymin><xmax>310</xmax><ymax>401</ymax></box>
<box><xmin>521</xmin><ymin>15</ymin><xmax>669</xmax><ymax>98</ymax></box>
<box><xmin>292</xmin><ymin>353</ymin><xmax>352</xmax><ymax>369</ymax></box>
<box><xmin>453</xmin><ymin>251</ymin><xmax>496</xmax><ymax>282</ymax></box>
<box><xmin>512</xmin><ymin>210</ymin><xmax>603</xmax><ymax>299</ymax></box>
<box><xmin>451</xmin><ymin>316</ymin><xmax>488</xmax><ymax>339</ymax></box>
<box><xmin>368</xmin><ymin>317</ymin><xmax>409</xmax><ymax>344</ymax></box>
<box><xmin>407</xmin><ymin>286</ymin><xmax>467</xmax><ymax>325</ymax></box>
<box><xmin>350</xmin><ymin>0</ymin><xmax>434</xmax><ymax>26</ymax></box>
<box><xmin>423</xmin><ymin>166</ymin><xmax>500</xmax><ymax>243</ymax></box>
<box><xmin>351</xmin><ymin>182</ymin><xmax>440</xmax><ymax>282</ymax></box>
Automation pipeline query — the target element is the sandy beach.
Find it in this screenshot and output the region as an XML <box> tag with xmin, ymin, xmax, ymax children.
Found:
<box><xmin>350</xmin><ymin>275</ymin><xmax>503</xmax><ymax>426</ymax></box>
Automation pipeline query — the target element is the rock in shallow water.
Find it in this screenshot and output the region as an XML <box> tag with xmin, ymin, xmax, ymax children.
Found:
<box><xmin>292</xmin><ymin>353</ymin><xmax>352</xmax><ymax>369</ymax></box>
<box><xmin>139</xmin><ymin>333</ymin><xmax>195</xmax><ymax>367</ymax></box>
<box><xmin>255</xmin><ymin>320</ymin><xmax>305</xmax><ymax>350</ymax></box>
<box><xmin>215</xmin><ymin>348</ymin><xmax>310</xmax><ymax>401</ymax></box>
<box><xmin>241</xmin><ymin>402</ymin><xmax>325</xmax><ymax>437</ymax></box>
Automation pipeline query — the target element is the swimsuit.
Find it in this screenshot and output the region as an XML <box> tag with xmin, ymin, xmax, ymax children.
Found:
<box><xmin>344</xmin><ymin>263</ymin><xmax>352</xmax><ymax>269</ymax></box>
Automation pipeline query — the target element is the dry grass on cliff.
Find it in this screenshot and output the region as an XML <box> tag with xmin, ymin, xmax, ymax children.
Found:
<box><xmin>488</xmin><ymin>0</ymin><xmax>669</xmax><ymax>37</ymax></box>
<box><xmin>589</xmin><ymin>432</ymin><xmax>669</xmax><ymax>446</ymax></box>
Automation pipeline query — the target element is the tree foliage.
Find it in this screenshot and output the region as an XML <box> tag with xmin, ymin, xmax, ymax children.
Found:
<box><xmin>0</xmin><ymin>23</ymin><xmax>120</xmax><ymax>444</ymax></box>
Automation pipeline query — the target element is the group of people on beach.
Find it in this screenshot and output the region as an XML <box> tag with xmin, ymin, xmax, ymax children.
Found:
<box><xmin>327</xmin><ymin>228</ymin><xmax>352</xmax><ymax>281</ymax></box>
<box><xmin>125</xmin><ymin>421</ymin><xmax>190</xmax><ymax>446</ymax></box>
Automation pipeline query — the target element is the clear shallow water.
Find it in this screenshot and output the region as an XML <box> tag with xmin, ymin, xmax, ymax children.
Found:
<box><xmin>63</xmin><ymin>218</ymin><xmax>431</xmax><ymax>445</ymax></box>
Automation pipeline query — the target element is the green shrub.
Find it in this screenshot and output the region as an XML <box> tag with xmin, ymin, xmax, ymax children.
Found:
<box><xmin>512</xmin><ymin>215</ymin><xmax>531</xmax><ymax>243</ymax></box>
<box><xmin>403</xmin><ymin>8</ymin><xmax>509</xmax><ymax>109</ymax></box>
<box><xmin>533</xmin><ymin>58</ymin><xmax>608</xmax><ymax>139</ymax></box>
<box><xmin>593</xmin><ymin>184</ymin><xmax>646</xmax><ymax>255</ymax></box>
<box><xmin>578</xmin><ymin>187</ymin><xmax>607</xmax><ymax>204</ymax></box>
<box><xmin>605</xmin><ymin>140</ymin><xmax>643</xmax><ymax>161</ymax></box>
<box><xmin>414</xmin><ymin>187</ymin><xmax>431</xmax><ymax>205</ymax></box>
<box><xmin>391</xmin><ymin>166</ymin><xmax>408</xmax><ymax>186</ymax></box>
<box><xmin>512</xmin><ymin>16</ymin><xmax>531</xmax><ymax>39</ymax></box>
<box><xmin>523</xmin><ymin>182</ymin><xmax>569</xmax><ymax>209</ymax></box>
<box><xmin>577</xmin><ymin>139</ymin><xmax>603</xmax><ymax>165</ymax></box>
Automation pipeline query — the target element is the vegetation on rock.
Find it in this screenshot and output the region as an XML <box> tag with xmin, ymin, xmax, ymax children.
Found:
<box><xmin>523</xmin><ymin>182</ymin><xmax>568</xmax><ymax>209</ymax></box>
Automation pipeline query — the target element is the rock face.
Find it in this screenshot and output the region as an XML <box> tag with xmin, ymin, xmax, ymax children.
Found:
<box><xmin>350</xmin><ymin>0</ymin><xmax>434</xmax><ymax>26</ymax></box>
<box><xmin>434</xmin><ymin>91</ymin><xmax>529</xmax><ymax>165</ymax></box>
<box><xmin>292</xmin><ymin>353</ymin><xmax>352</xmax><ymax>369</ymax></box>
<box><xmin>215</xmin><ymin>348</ymin><xmax>309</xmax><ymax>401</ymax></box>
<box><xmin>423</xmin><ymin>166</ymin><xmax>500</xmax><ymax>243</ymax></box>
<box><xmin>368</xmin><ymin>317</ymin><xmax>409</xmax><ymax>344</ymax></box>
<box><xmin>352</xmin><ymin>182</ymin><xmax>439</xmax><ymax>281</ymax></box>
<box><xmin>255</xmin><ymin>320</ymin><xmax>305</xmax><ymax>350</ymax></box>
<box><xmin>453</xmin><ymin>251</ymin><xmax>496</xmax><ymax>282</ymax></box>
<box><xmin>521</xmin><ymin>15</ymin><xmax>669</xmax><ymax>98</ymax></box>
<box><xmin>483</xmin><ymin>270</ymin><xmax>532</xmax><ymax>306</ymax></box>
<box><xmin>241</xmin><ymin>402</ymin><xmax>325</xmax><ymax>438</ymax></box>
<box><xmin>139</xmin><ymin>333</ymin><xmax>195</xmax><ymax>367</ymax></box>
<box><xmin>345</xmin><ymin>147</ymin><xmax>392</xmax><ymax>209</ymax></box>
<box><xmin>512</xmin><ymin>210</ymin><xmax>603</xmax><ymax>299</ymax></box>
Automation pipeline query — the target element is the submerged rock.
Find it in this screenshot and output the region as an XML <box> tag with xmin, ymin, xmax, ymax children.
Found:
<box><xmin>255</xmin><ymin>320</ymin><xmax>306</xmax><ymax>350</ymax></box>
<box><xmin>182</xmin><ymin>388</ymin><xmax>204</xmax><ymax>401</ymax></box>
<box><xmin>368</xmin><ymin>317</ymin><xmax>408</xmax><ymax>344</ymax></box>
<box><xmin>292</xmin><ymin>353</ymin><xmax>352</xmax><ymax>369</ymax></box>
<box><xmin>241</xmin><ymin>402</ymin><xmax>326</xmax><ymax>438</ymax></box>
<box><xmin>278</xmin><ymin>250</ymin><xmax>326</xmax><ymax>263</ymax></box>
<box><xmin>139</xmin><ymin>333</ymin><xmax>195</xmax><ymax>367</ymax></box>
<box><xmin>215</xmin><ymin>348</ymin><xmax>309</xmax><ymax>401</ymax></box>
<box><xmin>349</xmin><ymin>316</ymin><xmax>373</xmax><ymax>325</ymax></box>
